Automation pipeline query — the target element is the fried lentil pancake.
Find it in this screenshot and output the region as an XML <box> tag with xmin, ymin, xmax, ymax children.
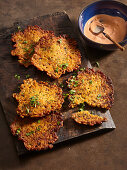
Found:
<box><xmin>10</xmin><ymin>112</ymin><xmax>63</xmax><ymax>150</ymax></box>
<box><xmin>67</xmin><ymin>68</ymin><xmax>114</xmax><ymax>109</ymax></box>
<box><xmin>13</xmin><ymin>78</ymin><xmax>64</xmax><ymax>118</ymax></box>
<box><xmin>31</xmin><ymin>34</ymin><xmax>81</xmax><ymax>79</ymax></box>
<box><xmin>11</xmin><ymin>25</ymin><xmax>53</xmax><ymax>67</ymax></box>
<box><xmin>72</xmin><ymin>111</ymin><xmax>107</xmax><ymax>126</ymax></box>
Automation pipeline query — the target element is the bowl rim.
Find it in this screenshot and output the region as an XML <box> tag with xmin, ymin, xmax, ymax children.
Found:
<box><xmin>78</xmin><ymin>0</ymin><xmax>127</xmax><ymax>46</ymax></box>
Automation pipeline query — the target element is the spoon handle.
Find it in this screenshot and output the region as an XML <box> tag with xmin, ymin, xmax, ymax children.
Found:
<box><xmin>103</xmin><ymin>32</ymin><xmax>125</xmax><ymax>51</ymax></box>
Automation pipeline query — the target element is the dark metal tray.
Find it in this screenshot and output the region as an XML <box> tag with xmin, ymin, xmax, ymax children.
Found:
<box><xmin>0</xmin><ymin>12</ymin><xmax>115</xmax><ymax>155</ymax></box>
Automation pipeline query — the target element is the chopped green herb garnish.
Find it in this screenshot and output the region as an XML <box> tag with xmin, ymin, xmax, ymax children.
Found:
<box><xmin>57</xmin><ymin>39</ymin><xmax>62</xmax><ymax>43</ymax></box>
<box><xmin>17</xmin><ymin>26</ymin><xmax>21</xmax><ymax>31</ymax></box>
<box><xmin>36</xmin><ymin>126</ymin><xmax>41</xmax><ymax>131</ymax></box>
<box><xmin>70</xmin><ymin>90</ymin><xmax>76</xmax><ymax>94</ymax></box>
<box><xmin>89</xmin><ymin>80</ymin><xmax>92</xmax><ymax>84</ymax></box>
<box><xmin>37</xmin><ymin>120</ymin><xmax>41</xmax><ymax>123</ymax></box>
<box><xmin>26</xmin><ymin>131</ymin><xmax>34</xmax><ymax>136</ymax></box>
<box><xmin>60</xmin><ymin>83</ymin><xmax>64</xmax><ymax>88</ymax></box>
<box><xmin>57</xmin><ymin>121</ymin><xmax>60</xmax><ymax>125</ymax></box>
<box><xmin>16</xmin><ymin>128</ymin><xmax>21</xmax><ymax>135</ymax></box>
<box><xmin>53</xmin><ymin>83</ymin><xmax>57</xmax><ymax>85</ymax></box>
<box><xmin>26</xmin><ymin>74</ymin><xmax>30</xmax><ymax>78</ymax></box>
<box><xmin>79</xmin><ymin>103</ymin><xmax>85</xmax><ymax>111</ymax></box>
<box><xmin>82</xmin><ymin>79</ymin><xmax>84</xmax><ymax>83</ymax></box>
<box><xmin>23</xmin><ymin>41</ymin><xmax>27</xmax><ymax>44</ymax></box>
<box><xmin>70</xmin><ymin>97</ymin><xmax>74</xmax><ymax>101</ymax></box>
<box><xmin>97</xmin><ymin>94</ymin><xmax>101</xmax><ymax>99</ymax></box>
<box><xmin>91</xmin><ymin>111</ymin><xmax>94</xmax><ymax>114</ymax></box>
<box><xmin>79</xmin><ymin>108</ymin><xmax>84</xmax><ymax>111</ymax></box>
<box><xmin>61</xmin><ymin>63</ymin><xmax>68</xmax><ymax>69</ymax></box>
<box><xmin>29</xmin><ymin>49</ymin><xmax>35</xmax><ymax>56</ymax></box>
<box><xmin>96</xmin><ymin>62</ymin><xmax>99</xmax><ymax>67</ymax></box>
<box><xmin>26</xmin><ymin>107</ymin><xmax>29</xmax><ymax>114</ymax></box>
<box><xmin>24</xmin><ymin>48</ymin><xmax>29</xmax><ymax>52</ymax></box>
<box><xmin>63</xmin><ymin>93</ymin><xmax>69</xmax><ymax>99</ymax></box>
<box><xmin>30</xmin><ymin>96</ymin><xmax>39</xmax><ymax>107</ymax></box>
<box><xmin>79</xmin><ymin>67</ymin><xmax>85</xmax><ymax>71</ymax></box>
<box><xmin>55</xmin><ymin>67</ymin><xmax>58</xmax><ymax>73</ymax></box>
<box><xmin>74</xmin><ymin>84</ymin><xmax>78</xmax><ymax>87</ymax></box>
<box><xmin>14</xmin><ymin>74</ymin><xmax>20</xmax><ymax>80</ymax></box>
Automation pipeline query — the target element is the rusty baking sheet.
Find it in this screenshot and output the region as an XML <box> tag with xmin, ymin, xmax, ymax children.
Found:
<box><xmin>0</xmin><ymin>12</ymin><xmax>115</xmax><ymax>155</ymax></box>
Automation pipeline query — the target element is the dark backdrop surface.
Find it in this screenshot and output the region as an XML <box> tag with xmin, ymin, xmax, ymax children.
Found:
<box><xmin>0</xmin><ymin>0</ymin><xmax>127</xmax><ymax>170</ymax></box>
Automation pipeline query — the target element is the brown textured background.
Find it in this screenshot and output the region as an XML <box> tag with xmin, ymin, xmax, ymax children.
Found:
<box><xmin>0</xmin><ymin>0</ymin><xmax>127</xmax><ymax>170</ymax></box>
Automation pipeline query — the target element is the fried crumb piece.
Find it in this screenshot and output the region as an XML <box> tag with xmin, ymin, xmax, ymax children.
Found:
<box><xmin>10</xmin><ymin>113</ymin><xmax>63</xmax><ymax>150</ymax></box>
<box><xmin>13</xmin><ymin>78</ymin><xmax>64</xmax><ymax>118</ymax></box>
<box><xmin>67</xmin><ymin>68</ymin><xmax>114</xmax><ymax>109</ymax></box>
<box><xmin>72</xmin><ymin>110</ymin><xmax>107</xmax><ymax>126</ymax></box>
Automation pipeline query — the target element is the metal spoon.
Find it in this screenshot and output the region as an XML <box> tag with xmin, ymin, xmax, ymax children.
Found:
<box><xmin>90</xmin><ymin>23</ymin><xmax>125</xmax><ymax>51</ymax></box>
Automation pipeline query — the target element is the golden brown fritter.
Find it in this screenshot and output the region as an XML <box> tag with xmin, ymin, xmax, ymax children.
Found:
<box><xmin>13</xmin><ymin>78</ymin><xmax>64</xmax><ymax>118</ymax></box>
<box><xmin>72</xmin><ymin>110</ymin><xmax>107</xmax><ymax>126</ymax></box>
<box><xmin>10</xmin><ymin>112</ymin><xmax>63</xmax><ymax>151</ymax></box>
<box><xmin>11</xmin><ymin>25</ymin><xmax>53</xmax><ymax>67</ymax></box>
<box><xmin>31</xmin><ymin>34</ymin><xmax>81</xmax><ymax>79</ymax></box>
<box><xmin>67</xmin><ymin>68</ymin><xmax>114</xmax><ymax>109</ymax></box>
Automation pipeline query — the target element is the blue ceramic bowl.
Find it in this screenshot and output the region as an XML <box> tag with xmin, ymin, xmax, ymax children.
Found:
<box><xmin>78</xmin><ymin>0</ymin><xmax>127</xmax><ymax>50</ymax></box>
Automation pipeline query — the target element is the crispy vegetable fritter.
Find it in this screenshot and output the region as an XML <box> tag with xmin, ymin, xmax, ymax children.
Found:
<box><xmin>72</xmin><ymin>111</ymin><xmax>107</xmax><ymax>126</ymax></box>
<box><xmin>10</xmin><ymin>113</ymin><xmax>63</xmax><ymax>150</ymax></box>
<box><xmin>13</xmin><ymin>78</ymin><xmax>64</xmax><ymax>118</ymax></box>
<box><xmin>11</xmin><ymin>25</ymin><xmax>53</xmax><ymax>67</ymax></box>
<box><xmin>67</xmin><ymin>68</ymin><xmax>114</xmax><ymax>109</ymax></box>
<box><xmin>31</xmin><ymin>34</ymin><xmax>81</xmax><ymax>79</ymax></box>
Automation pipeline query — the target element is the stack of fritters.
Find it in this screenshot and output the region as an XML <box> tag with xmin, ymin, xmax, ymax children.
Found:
<box><xmin>67</xmin><ymin>68</ymin><xmax>114</xmax><ymax>109</ymax></box>
<box><xmin>72</xmin><ymin>111</ymin><xmax>107</xmax><ymax>126</ymax></box>
<box><xmin>11</xmin><ymin>79</ymin><xmax>64</xmax><ymax>150</ymax></box>
<box><xmin>11</xmin><ymin>25</ymin><xmax>81</xmax><ymax>78</ymax></box>
<box><xmin>10</xmin><ymin>113</ymin><xmax>63</xmax><ymax>151</ymax></box>
<box><xmin>11</xmin><ymin>25</ymin><xmax>53</xmax><ymax>67</ymax></box>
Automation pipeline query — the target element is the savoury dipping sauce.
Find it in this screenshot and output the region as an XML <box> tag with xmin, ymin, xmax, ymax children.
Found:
<box><xmin>84</xmin><ymin>14</ymin><xmax>127</xmax><ymax>44</ymax></box>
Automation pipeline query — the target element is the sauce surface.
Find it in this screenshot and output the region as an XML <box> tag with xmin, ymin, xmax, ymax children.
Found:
<box><xmin>84</xmin><ymin>14</ymin><xmax>127</xmax><ymax>44</ymax></box>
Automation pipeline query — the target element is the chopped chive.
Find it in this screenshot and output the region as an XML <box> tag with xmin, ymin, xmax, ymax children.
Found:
<box><xmin>26</xmin><ymin>107</ymin><xmax>29</xmax><ymax>114</ymax></box>
<box><xmin>79</xmin><ymin>67</ymin><xmax>85</xmax><ymax>71</ymax></box>
<box><xmin>23</xmin><ymin>41</ymin><xmax>27</xmax><ymax>44</ymax></box>
<box><xmin>70</xmin><ymin>90</ymin><xmax>76</xmax><ymax>94</ymax></box>
<box><xmin>60</xmin><ymin>83</ymin><xmax>64</xmax><ymax>88</ymax></box>
<box><xmin>26</xmin><ymin>74</ymin><xmax>30</xmax><ymax>78</ymax></box>
<box><xmin>57</xmin><ymin>121</ymin><xmax>60</xmax><ymax>125</ymax></box>
<box><xmin>97</xmin><ymin>94</ymin><xmax>101</xmax><ymax>99</ymax></box>
<box><xmin>63</xmin><ymin>93</ymin><xmax>69</xmax><ymax>99</ymax></box>
<box><xmin>26</xmin><ymin>131</ymin><xmax>34</xmax><ymax>136</ymax></box>
<box><xmin>37</xmin><ymin>120</ymin><xmax>41</xmax><ymax>123</ymax></box>
<box><xmin>57</xmin><ymin>39</ymin><xmax>62</xmax><ymax>43</ymax></box>
<box><xmin>36</xmin><ymin>126</ymin><xmax>41</xmax><ymax>131</ymax></box>
<box><xmin>16</xmin><ymin>128</ymin><xmax>21</xmax><ymax>135</ymax></box>
<box><xmin>17</xmin><ymin>26</ymin><xmax>21</xmax><ymax>31</ymax></box>
<box><xmin>61</xmin><ymin>63</ymin><xmax>68</xmax><ymax>69</ymax></box>
<box><xmin>55</xmin><ymin>67</ymin><xmax>58</xmax><ymax>73</ymax></box>
<box><xmin>89</xmin><ymin>80</ymin><xmax>92</xmax><ymax>84</ymax></box>
<box><xmin>24</xmin><ymin>48</ymin><xmax>29</xmax><ymax>52</ymax></box>
<box><xmin>14</xmin><ymin>74</ymin><xmax>20</xmax><ymax>80</ymax></box>
<box><xmin>96</xmin><ymin>62</ymin><xmax>99</xmax><ymax>67</ymax></box>
<box><xmin>79</xmin><ymin>103</ymin><xmax>85</xmax><ymax>111</ymax></box>
<box><xmin>30</xmin><ymin>96</ymin><xmax>39</xmax><ymax>107</ymax></box>
<box><xmin>74</xmin><ymin>84</ymin><xmax>78</xmax><ymax>87</ymax></box>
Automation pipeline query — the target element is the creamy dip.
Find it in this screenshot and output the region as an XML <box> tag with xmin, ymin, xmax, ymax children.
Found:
<box><xmin>84</xmin><ymin>14</ymin><xmax>127</xmax><ymax>44</ymax></box>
